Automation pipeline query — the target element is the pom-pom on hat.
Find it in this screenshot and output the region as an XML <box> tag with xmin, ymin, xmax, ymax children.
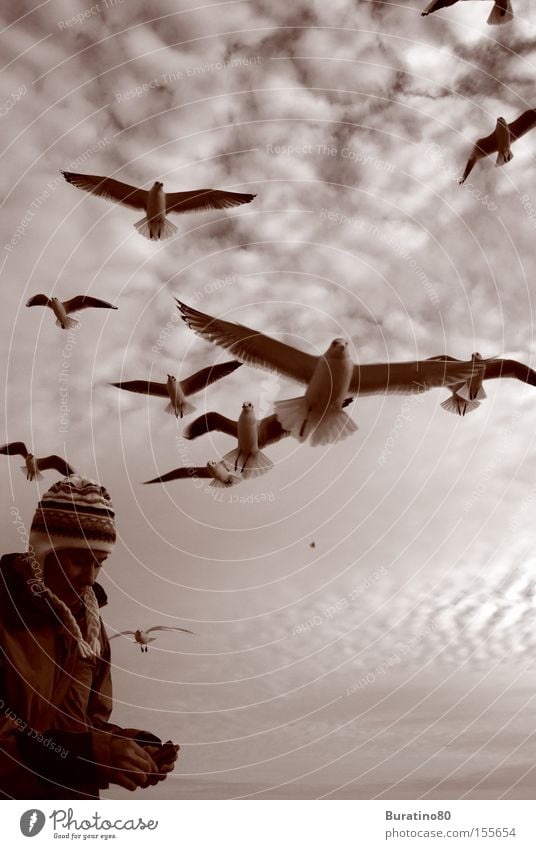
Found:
<box><xmin>29</xmin><ymin>474</ymin><xmax>116</xmax><ymax>561</ymax></box>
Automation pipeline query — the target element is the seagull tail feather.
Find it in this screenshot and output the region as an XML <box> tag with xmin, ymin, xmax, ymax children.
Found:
<box><xmin>165</xmin><ymin>400</ymin><xmax>196</xmax><ymax>418</ymax></box>
<box><xmin>274</xmin><ymin>397</ymin><xmax>358</xmax><ymax>445</ymax></box>
<box><xmin>222</xmin><ymin>448</ymin><xmax>273</xmax><ymax>479</ymax></box>
<box><xmin>487</xmin><ymin>1</ymin><xmax>513</xmax><ymax>25</ymax></box>
<box><xmin>134</xmin><ymin>216</ymin><xmax>178</xmax><ymax>241</ymax></box>
<box><xmin>209</xmin><ymin>473</ymin><xmax>242</xmax><ymax>488</ymax></box>
<box><xmin>440</xmin><ymin>395</ymin><xmax>480</xmax><ymax>416</ymax></box>
<box><xmin>20</xmin><ymin>465</ymin><xmax>43</xmax><ymax>481</ymax></box>
<box><xmin>56</xmin><ymin>317</ymin><xmax>79</xmax><ymax>330</ymax></box>
<box><xmin>496</xmin><ymin>149</ymin><xmax>514</xmax><ymax>166</ymax></box>
<box><xmin>457</xmin><ymin>384</ymin><xmax>487</xmax><ymax>402</ymax></box>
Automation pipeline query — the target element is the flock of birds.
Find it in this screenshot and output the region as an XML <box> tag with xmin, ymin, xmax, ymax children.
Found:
<box><xmin>3</xmin><ymin>1</ymin><xmax>535</xmax><ymax>646</ymax></box>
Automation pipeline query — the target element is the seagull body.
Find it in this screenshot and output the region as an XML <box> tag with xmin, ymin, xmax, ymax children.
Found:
<box><xmin>62</xmin><ymin>171</ymin><xmax>256</xmax><ymax>241</ymax></box>
<box><xmin>111</xmin><ymin>361</ymin><xmax>241</xmax><ymax>419</ymax></box>
<box><xmin>0</xmin><ymin>442</ymin><xmax>75</xmax><ymax>481</ymax></box>
<box><xmin>428</xmin><ymin>354</ymin><xmax>536</xmax><ymax>415</ymax></box>
<box><xmin>184</xmin><ymin>403</ymin><xmax>289</xmax><ymax>477</ymax></box>
<box><xmin>26</xmin><ymin>294</ymin><xmax>117</xmax><ymax>329</ymax></box>
<box><xmin>110</xmin><ymin>625</ymin><xmax>193</xmax><ymax>653</ymax></box>
<box><xmin>143</xmin><ymin>459</ymin><xmax>243</xmax><ymax>488</ymax></box>
<box><xmin>176</xmin><ymin>300</ymin><xmax>482</xmax><ymax>446</ymax></box>
<box><xmin>421</xmin><ymin>0</ymin><xmax>513</xmax><ymax>25</ymax></box>
<box><xmin>460</xmin><ymin>109</ymin><xmax>536</xmax><ymax>183</ymax></box>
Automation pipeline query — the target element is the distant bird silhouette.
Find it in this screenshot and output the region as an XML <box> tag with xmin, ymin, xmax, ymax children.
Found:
<box><xmin>183</xmin><ymin>403</ymin><xmax>288</xmax><ymax>477</ymax></box>
<box><xmin>177</xmin><ymin>300</ymin><xmax>483</xmax><ymax>446</ymax></box>
<box><xmin>428</xmin><ymin>354</ymin><xmax>536</xmax><ymax>415</ymax></box>
<box><xmin>459</xmin><ymin>110</ymin><xmax>536</xmax><ymax>183</ymax></box>
<box><xmin>309</xmin><ymin>541</ymin><xmax>316</xmax><ymax>549</ymax></box>
<box><xmin>421</xmin><ymin>0</ymin><xmax>513</xmax><ymax>26</ymax></box>
<box><xmin>143</xmin><ymin>460</ymin><xmax>243</xmax><ymax>488</ymax></box>
<box><xmin>110</xmin><ymin>626</ymin><xmax>194</xmax><ymax>653</ymax></box>
<box><xmin>62</xmin><ymin>171</ymin><xmax>256</xmax><ymax>240</ymax></box>
<box><xmin>111</xmin><ymin>361</ymin><xmax>241</xmax><ymax>419</ymax></box>
<box><xmin>26</xmin><ymin>294</ymin><xmax>117</xmax><ymax>329</ymax></box>
<box><xmin>0</xmin><ymin>442</ymin><xmax>75</xmax><ymax>481</ymax></box>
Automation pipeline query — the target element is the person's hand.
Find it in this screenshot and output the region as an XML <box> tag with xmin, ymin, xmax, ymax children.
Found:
<box><xmin>139</xmin><ymin>742</ymin><xmax>180</xmax><ymax>786</ymax></box>
<box><xmin>105</xmin><ymin>738</ymin><xmax>159</xmax><ymax>791</ymax></box>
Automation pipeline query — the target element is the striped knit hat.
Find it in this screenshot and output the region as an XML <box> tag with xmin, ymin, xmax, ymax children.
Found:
<box><xmin>28</xmin><ymin>475</ymin><xmax>116</xmax><ymax>658</ymax></box>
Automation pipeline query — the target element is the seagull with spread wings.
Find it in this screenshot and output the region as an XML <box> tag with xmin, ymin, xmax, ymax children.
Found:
<box><xmin>111</xmin><ymin>361</ymin><xmax>241</xmax><ymax>419</ymax></box>
<box><xmin>176</xmin><ymin>300</ymin><xmax>480</xmax><ymax>446</ymax></box>
<box><xmin>422</xmin><ymin>0</ymin><xmax>513</xmax><ymax>26</ymax></box>
<box><xmin>460</xmin><ymin>110</ymin><xmax>536</xmax><ymax>183</ymax></box>
<box><xmin>26</xmin><ymin>294</ymin><xmax>117</xmax><ymax>329</ymax></box>
<box><xmin>143</xmin><ymin>459</ymin><xmax>243</xmax><ymax>488</ymax></box>
<box><xmin>110</xmin><ymin>626</ymin><xmax>194</xmax><ymax>653</ymax></box>
<box><xmin>184</xmin><ymin>402</ymin><xmax>289</xmax><ymax>477</ymax></box>
<box><xmin>428</xmin><ymin>353</ymin><xmax>536</xmax><ymax>415</ymax></box>
<box><xmin>0</xmin><ymin>442</ymin><xmax>75</xmax><ymax>481</ymax></box>
<box><xmin>62</xmin><ymin>171</ymin><xmax>256</xmax><ymax>241</ymax></box>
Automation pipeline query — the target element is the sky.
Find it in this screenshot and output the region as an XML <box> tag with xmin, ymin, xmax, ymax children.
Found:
<box><xmin>1</xmin><ymin>0</ymin><xmax>536</xmax><ymax>799</ymax></box>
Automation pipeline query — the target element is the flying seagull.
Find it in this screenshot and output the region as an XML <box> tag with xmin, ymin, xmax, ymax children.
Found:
<box><xmin>110</xmin><ymin>626</ymin><xmax>194</xmax><ymax>653</ymax></box>
<box><xmin>26</xmin><ymin>294</ymin><xmax>117</xmax><ymax>329</ymax></box>
<box><xmin>460</xmin><ymin>110</ymin><xmax>536</xmax><ymax>183</ymax></box>
<box><xmin>428</xmin><ymin>354</ymin><xmax>536</xmax><ymax>415</ymax></box>
<box><xmin>110</xmin><ymin>361</ymin><xmax>242</xmax><ymax>419</ymax></box>
<box><xmin>176</xmin><ymin>300</ymin><xmax>482</xmax><ymax>446</ymax></box>
<box><xmin>62</xmin><ymin>171</ymin><xmax>256</xmax><ymax>241</ymax></box>
<box><xmin>0</xmin><ymin>442</ymin><xmax>75</xmax><ymax>481</ymax></box>
<box><xmin>143</xmin><ymin>459</ymin><xmax>243</xmax><ymax>488</ymax></box>
<box><xmin>183</xmin><ymin>403</ymin><xmax>289</xmax><ymax>477</ymax></box>
<box><xmin>421</xmin><ymin>0</ymin><xmax>513</xmax><ymax>26</ymax></box>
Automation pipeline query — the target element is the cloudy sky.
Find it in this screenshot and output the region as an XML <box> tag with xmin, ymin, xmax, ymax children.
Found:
<box><xmin>2</xmin><ymin>0</ymin><xmax>536</xmax><ymax>799</ymax></box>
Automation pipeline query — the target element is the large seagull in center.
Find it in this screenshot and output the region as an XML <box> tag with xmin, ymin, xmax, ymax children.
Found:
<box><xmin>176</xmin><ymin>300</ymin><xmax>481</xmax><ymax>446</ymax></box>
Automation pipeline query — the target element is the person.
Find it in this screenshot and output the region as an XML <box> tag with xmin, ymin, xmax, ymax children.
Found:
<box><xmin>0</xmin><ymin>475</ymin><xmax>179</xmax><ymax>799</ymax></box>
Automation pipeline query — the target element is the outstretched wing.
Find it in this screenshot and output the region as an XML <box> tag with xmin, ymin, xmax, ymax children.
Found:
<box><xmin>482</xmin><ymin>358</ymin><xmax>536</xmax><ymax>385</ymax></box>
<box><xmin>61</xmin><ymin>171</ymin><xmax>148</xmax><ymax>210</ymax></box>
<box><xmin>143</xmin><ymin>467</ymin><xmax>211</xmax><ymax>484</ymax></box>
<box><xmin>110</xmin><ymin>380</ymin><xmax>168</xmax><ymax>397</ymax></box>
<box><xmin>63</xmin><ymin>296</ymin><xmax>118</xmax><ymax>314</ymax></box>
<box><xmin>0</xmin><ymin>441</ymin><xmax>28</xmax><ymax>458</ymax></box>
<box><xmin>508</xmin><ymin>109</ymin><xmax>536</xmax><ymax>142</ymax></box>
<box><xmin>146</xmin><ymin>626</ymin><xmax>195</xmax><ymax>635</ymax></box>
<box><xmin>109</xmin><ymin>631</ymin><xmax>136</xmax><ymax>639</ymax></box>
<box><xmin>166</xmin><ymin>189</ymin><xmax>256</xmax><ymax>215</ymax></box>
<box><xmin>26</xmin><ymin>294</ymin><xmax>52</xmax><ymax>308</ymax></box>
<box><xmin>421</xmin><ymin>0</ymin><xmax>459</xmax><ymax>15</ymax></box>
<box><xmin>258</xmin><ymin>414</ymin><xmax>290</xmax><ymax>448</ymax></box>
<box><xmin>176</xmin><ymin>300</ymin><xmax>318</xmax><ymax>385</ymax></box>
<box><xmin>350</xmin><ymin>359</ymin><xmax>481</xmax><ymax>395</ymax></box>
<box><xmin>36</xmin><ymin>455</ymin><xmax>76</xmax><ymax>475</ymax></box>
<box><xmin>180</xmin><ymin>360</ymin><xmax>242</xmax><ymax>397</ymax></box>
<box><xmin>183</xmin><ymin>412</ymin><xmax>238</xmax><ymax>440</ymax></box>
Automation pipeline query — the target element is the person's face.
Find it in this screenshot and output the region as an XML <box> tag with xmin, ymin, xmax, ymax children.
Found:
<box><xmin>42</xmin><ymin>547</ymin><xmax>108</xmax><ymax>606</ymax></box>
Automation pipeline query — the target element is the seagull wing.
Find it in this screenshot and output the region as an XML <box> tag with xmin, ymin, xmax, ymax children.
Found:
<box><xmin>350</xmin><ymin>359</ymin><xmax>480</xmax><ymax>395</ymax></box>
<box><xmin>258</xmin><ymin>414</ymin><xmax>290</xmax><ymax>448</ymax></box>
<box><xmin>143</xmin><ymin>467</ymin><xmax>211</xmax><ymax>484</ymax></box>
<box><xmin>109</xmin><ymin>631</ymin><xmax>136</xmax><ymax>639</ymax></box>
<box><xmin>508</xmin><ymin>109</ymin><xmax>536</xmax><ymax>141</ymax></box>
<box><xmin>183</xmin><ymin>412</ymin><xmax>238</xmax><ymax>440</ymax></box>
<box><xmin>166</xmin><ymin>189</ymin><xmax>256</xmax><ymax>215</ymax></box>
<box><xmin>36</xmin><ymin>456</ymin><xmax>76</xmax><ymax>475</ymax></box>
<box><xmin>63</xmin><ymin>296</ymin><xmax>118</xmax><ymax>314</ymax></box>
<box><xmin>146</xmin><ymin>626</ymin><xmax>195</xmax><ymax>635</ymax></box>
<box><xmin>110</xmin><ymin>380</ymin><xmax>168</xmax><ymax>397</ymax></box>
<box><xmin>26</xmin><ymin>294</ymin><xmax>52</xmax><ymax>308</ymax></box>
<box><xmin>180</xmin><ymin>360</ymin><xmax>242</xmax><ymax>397</ymax></box>
<box><xmin>421</xmin><ymin>0</ymin><xmax>459</xmax><ymax>15</ymax></box>
<box><xmin>0</xmin><ymin>441</ymin><xmax>28</xmax><ymax>457</ymax></box>
<box><xmin>460</xmin><ymin>129</ymin><xmax>498</xmax><ymax>183</ymax></box>
<box><xmin>61</xmin><ymin>171</ymin><xmax>148</xmax><ymax>210</ymax></box>
<box><xmin>482</xmin><ymin>358</ymin><xmax>536</xmax><ymax>385</ymax></box>
<box><xmin>176</xmin><ymin>300</ymin><xmax>318</xmax><ymax>385</ymax></box>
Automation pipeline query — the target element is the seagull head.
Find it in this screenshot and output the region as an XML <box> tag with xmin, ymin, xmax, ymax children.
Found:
<box><xmin>327</xmin><ymin>338</ymin><xmax>349</xmax><ymax>358</ymax></box>
<box><xmin>206</xmin><ymin>460</ymin><xmax>218</xmax><ymax>470</ymax></box>
<box><xmin>167</xmin><ymin>374</ymin><xmax>176</xmax><ymax>383</ymax></box>
<box><xmin>471</xmin><ymin>352</ymin><xmax>483</xmax><ymax>361</ymax></box>
<box><xmin>153</xmin><ymin>181</ymin><xmax>164</xmax><ymax>189</ymax></box>
<box><xmin>242</xmin><ymin>402</ymin><xmax>254</xmax><ymax>410</ymax></box>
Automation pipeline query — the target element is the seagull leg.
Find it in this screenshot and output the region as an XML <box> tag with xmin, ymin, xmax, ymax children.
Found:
<box><xmin>241</xmin><ymin>453</ymin><xmax>251</xmax><ymax>474</ymax></box>
<box><xmin>299</xmin><ymin>408</ymin><xmax>312</xmax><ymax>439</ymax></box>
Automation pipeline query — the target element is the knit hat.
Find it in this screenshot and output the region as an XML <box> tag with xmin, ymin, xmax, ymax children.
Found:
<box><xmin>27</xmin><ymin>475</ymin><xmax>116</xmax><ymax>659</ymax></box>
<box><xmin>29</xmin><ymin>475</ymin><xmax>116</xmax><ymax>561</ymax></box>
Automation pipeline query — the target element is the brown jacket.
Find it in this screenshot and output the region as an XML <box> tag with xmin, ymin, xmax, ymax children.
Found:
<box><xmin>0</xmin><ymin>552</ymin><xmax>149</xmax><ymax>800</ymax></box>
